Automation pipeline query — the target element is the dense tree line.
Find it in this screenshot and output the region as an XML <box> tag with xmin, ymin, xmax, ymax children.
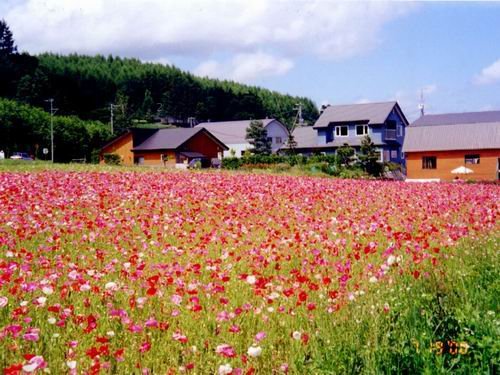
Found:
<box><xmin>0</xmin><ymin>19</ymin><xmax>318</xmax><ymax>160</ymax></box>
<box><xmin>1</xmin><ymin>18</ymin><xmax>317</xmax><ymax>134</ymax></box>
<box><xmin>0</xmin><ymin>98</ymin><xmax>110</xmax><ymax>162</ymax></box>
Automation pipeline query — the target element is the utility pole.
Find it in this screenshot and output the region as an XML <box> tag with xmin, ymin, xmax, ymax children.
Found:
<box><xmin>109</xmin><ymin>104</ymin><xmax>124</xmax><ymax>135</ymax></box>
<box><xmin>45</xmin><ymin>99</ymin><xmax>58</xmax><ymax>163</ymax></box>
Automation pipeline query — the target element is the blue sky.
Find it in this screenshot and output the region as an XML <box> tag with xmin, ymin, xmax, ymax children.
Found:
<box><xmin>3</xmin><ymin>1</ymin><xmax>500</xmax><ymax>120</ymax></box>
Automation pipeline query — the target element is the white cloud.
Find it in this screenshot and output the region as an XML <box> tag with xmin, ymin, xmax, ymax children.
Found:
<box><xmin>474</xmin><ymin>59</ymin><xmax>500</xmax><ymax>85</ymax></box>
<box><xmin>4</xmin><ymin>0</ymin><xmax>416</xmax><ymax>79</ymax></box>
<box><xmin>194</xmin><ymin>52</ymin><xmax>293</xmax><ymax>83</ymax></box>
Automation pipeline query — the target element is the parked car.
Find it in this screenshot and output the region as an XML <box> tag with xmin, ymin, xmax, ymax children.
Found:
<box><xmin>10</xmin><ymin>152</ymin><xmax>33</xmax><ymax>160</ymax></box>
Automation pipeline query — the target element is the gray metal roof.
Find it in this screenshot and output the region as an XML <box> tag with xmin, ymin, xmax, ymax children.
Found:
<box><xmin>195</xmin><ymin>119</ymin><xmax>280</xmax><ymax>144</ymax></box>
<box><xmin>403</xmin><ymin>122</ymin><xmax>500</xmax><ymax>152</ymax></box>
<box><xmin>289</xmin><ymin>126</ymin><xmax>318</xmax><ymax>149</ymax></box>
<box><xmin>411</xmin><ymin>110</ymin><xmax>500</xmax><ymax>126</ymax></box>
<box><xmin>132</xmin><ymin>128</ymin><xmax>203</xmax><ymax>151</ymax></box>
<box><xmin>314</xmin><ymin>101</ymin><xmax>401</xmax><ymax>128</ymax></box>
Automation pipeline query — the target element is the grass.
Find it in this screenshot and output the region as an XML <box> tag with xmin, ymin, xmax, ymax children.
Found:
<box><xmin>309</xmin><ymin>236</ymin><xmax>499</xmax><ymax>374</ymax></box>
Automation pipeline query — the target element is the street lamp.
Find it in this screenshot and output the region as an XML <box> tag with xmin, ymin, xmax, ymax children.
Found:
<box><xmin>45</xmin><ymin>99</ymin><xmax>58</xmax><ymax>163</ymax></box>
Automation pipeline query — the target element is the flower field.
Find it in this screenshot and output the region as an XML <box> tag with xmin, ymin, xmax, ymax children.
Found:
<box><xmin>0</xmin><ymin>170</ymin><xmax>498</xmax><ymax>374</ymax></box>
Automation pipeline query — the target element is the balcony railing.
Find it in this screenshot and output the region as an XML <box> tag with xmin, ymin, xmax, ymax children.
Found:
<box><xmin>384</xmin><ymin>129</ymin><xmax>397</xmax><ymax>140</ymax></box>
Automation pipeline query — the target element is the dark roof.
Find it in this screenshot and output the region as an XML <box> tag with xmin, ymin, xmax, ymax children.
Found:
<box><xmin>179</xmin><ymin>151</ymin><xmax>206</xmax><ymax>158</ymax></box>
<box><xmin>411</xmin><ymin>110</ymin><xmax>500</xmax><ymax>127</ymax></box>
<box><xmin>403</xmin><ymin>122</ymin><xmax>500</xmax><ymax>152</ymax></box>
<box><xmin>132</xmin><ymin>128</ymin><xmax>228</xmax><ymax>151</ymax></box>
<box><xmin>195</xmin><ymin>119</ymin><xmax>284</xmax><ymax>144</ymax></box>
<box><xmin>314</xmin><ymin>101</ymin><xmax>408</xmax><ymax>128</ymax></box>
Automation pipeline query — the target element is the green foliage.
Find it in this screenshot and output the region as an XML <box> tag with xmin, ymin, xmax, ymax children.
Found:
<box><xmin>1</xmin><ymin>52</ymin><xmax>318</xmax><ymax>128</ymax></box>
<box><xmin>245</xmin><ymin>120</ymin><xmax>272</xmax><ymax>155</ymax></box>
<box><xmin>359</xmin><ymin>135</ymin><xmax>383</xmax><ymax>177</ymax></box>
<box><xmin>221</xmin><ymin>157</ymin><xmax>242</xmax><ymax>170</ymax></box>
<box><xmin>337</xmin><ymin>143</ymin><xmax>356</xmax><ymax>166</ymax></box>
<box><xmin>0</xmin><ymin>98</ymin><xmax>111</xmax><ymax>162</ymax></box>
<box><xmin>311</xmin><ymin>236</ymin><xmax>499</xmax><ymax>374</ymax></box>
<box><xmin>103</xmin><ymin>153</ymin><xmax>122</xmax><ymax>165</ymax></box>
<box><xmin>0</xmin><ymin>19</ymin><xmax>17</xmax><ymax>56</ymax></box>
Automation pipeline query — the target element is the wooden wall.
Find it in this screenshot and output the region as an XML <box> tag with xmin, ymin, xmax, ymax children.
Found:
<box><xmin>100</xmin><ymin>133</ymin><xmax>134</xmax><ymax>166</ymax></box>
<box><xmin>182</xmin><ymin>131</ymin><xmax>224</xmax><ymax>159</ymax></box>
<box><xmin>406</xmin><ymin>149</ymin><xmax>500</xmax><ymax>181</ymax></box>
<box><xmin>133</xmin><ymin>150</ymin><xmax>176</xmax><ymax>166</ymax></box>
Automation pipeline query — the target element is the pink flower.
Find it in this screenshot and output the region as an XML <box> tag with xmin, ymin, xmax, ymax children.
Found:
<box><xmin>216</xmin><ymin>344</ymin><xmax>237</xmax><ymax>358</ymax></box>
<box><xmin>22</xmin><ymin>356</ymin><xmax>46</xmax><ymax>373</ymax></box>
<box><xmin>139</xmin><ymin>341</ymin><xmax>151</xmax><ymax>353</ymax></box>
<box><xmin>255</xmin><ymin>331</ymin><xmax>266</xmax><ymax>342</ymax></box>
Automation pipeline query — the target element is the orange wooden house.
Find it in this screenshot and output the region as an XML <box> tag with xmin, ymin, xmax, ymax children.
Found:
<box><xmin>403</xmin><ymin>111</ymin><xmax>500</xmax><ymax>181</ymax></box>
<box><xmin>100</xmin><ymin>127</ymin><xmax>228</xmax><ymax>167</ymax></box>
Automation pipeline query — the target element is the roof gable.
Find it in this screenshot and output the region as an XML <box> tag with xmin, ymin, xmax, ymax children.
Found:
<box><xmin>132</xmin><ymin>127</ymin><xmax>227</xmax><ymax>151</ymax></box>
<box><xmin>313</xmin><ymin>101</ymin><xmax>401</xmax><ymax>128</ymax></box>
<box><xmin>195</xmin><ymin>119</ymin><xmax>284</xmax><ymax>144</ymax></box>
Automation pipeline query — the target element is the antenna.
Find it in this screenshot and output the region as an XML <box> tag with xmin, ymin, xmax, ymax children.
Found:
<box><xmin>418</xmin><ymin>89</ymin><xmax>425</xmax><ymax>117</ymax></box>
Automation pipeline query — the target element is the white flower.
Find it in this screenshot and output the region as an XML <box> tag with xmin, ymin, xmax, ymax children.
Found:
<box><xmin>66</xmin><ymin>361</ymin><xmax>77</xmax><ymax>369</ymax></box>
<box><xmin>247</xmin><ymin>346</ymin><xmax>262</xmax><ymax>357</ymax></box>
<box><xmin>42</xmin><ymin>286</ymin><xmax>54</xmax><ymax>295</ymax></box>
<box><xmin>0</xmin><ymin>296</ymin><xmax>8</xmax><ymax>308</ymax></box>
<box><xmin>47</xmin><ymin>317</ymin><xmax>56</xmax><ymax>325</ymax></box>
<box><xmin>292</xmin><ymin>331</ymin><xmax>302</xmax><ymax>340</ymax></box>
<box><xmin>369</xmin><ymin>276</ymin><xmax>378</xmax><ymax>283</ymax></box>
<box><xmin>36</xmin><ymin>296</ymin><xmax>47</xmax><ymax>306</ymax></box>
<box><xmin>218</xmin><ymin>363</ymin><xmax>233</xmax><ymax>375</ymax></box>
<box><xmin>246</xmin><ymin>275</ymin><xmax>256</xmax><ymax>285</ymax></box>
<box><xmin>79</xmin><ymin>284</ymin><xmax>91</xmax><ymax>292</ymax></box>
<box><xmin>107</xmin><ymin>331</ymin><xmax>115</xmax><ymax>337</ymax></box>
<box><xmin>387</xmin><ymin>255</ymin><xmax>396</xmax><ymax>266</ymax></box>
<box><xmin>105</xmin><ymin>282</ymin><xmax>118</xmax><ymax>291</ymax></box>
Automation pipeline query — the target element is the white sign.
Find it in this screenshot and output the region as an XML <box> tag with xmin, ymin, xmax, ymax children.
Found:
<box><xmin>43</xmin><ymin>148</ymin><xmax>49</xmax><ymax>155</ymax></box>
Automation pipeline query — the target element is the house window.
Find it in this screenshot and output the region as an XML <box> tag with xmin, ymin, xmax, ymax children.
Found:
<box><xmin>355</xmin><ymin>125</ymin><xmax>368</xmax><ymax>136</ymax></box>
<box><xmin>275</xmin><ymin>137</ymin><xmax>283</xmax><ymax>144</ymax></box>
<box><xmin>397</xmin><ymin>124</ymin><xmax>403</xmax><ymax>137</ymax></box>
<box><xmin>267</xmin><ymin>137</ymin><xmax>273</xmax><ymax>144</ymax></box>
<box><xmin>464</xmin><ymin>154</ymin><xmax>480</xmax><ymax>164</ymax></box>
<box><xmin>422</xmin><ymin>156</ymin><xmax>437</xmax><ymax>169</ymax></box>
<box><xmin>383</xmin><ymin>150</ymin><xmax>390</xmax><ymax>163</ymax></box>
<box><xmin>390</xmin><ymin>150</ymin><xmax>398</xmax><ymax>160</ymax></box>
<box><xmin>335</xmin><ymin>125</ymin><xmax>349</xmax><ymax>137</ymax></box>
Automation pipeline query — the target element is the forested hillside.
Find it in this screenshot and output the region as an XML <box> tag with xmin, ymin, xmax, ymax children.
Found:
<box><xmin>2</xmin><ymin>52</ymin><xmax>318</xmax><ymax>135</ymax></box>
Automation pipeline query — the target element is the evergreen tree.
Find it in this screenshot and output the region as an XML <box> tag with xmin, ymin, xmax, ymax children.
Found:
<box><xmin>0</xmin><ymin>19</ymin><xmax>17</xmax><ymax>56</ymax></box>
<box><xmin>336</xmin><ymin>143</ymin><xmax>355</xmax><ymax>166</ymax></box>
<box><xmin>245</xmin><ymin>120</ymin><xmax>272</xmax><ymax>155</ymax></box>
<box><xmin>139</xmin><ymin>89</ymin><xmax>154</xmax><ymax>121</ymax></box>
<box><xmin>359</xmin><ymin>135</ymin><xmax>382</xmax><ymax>176</ymax></box>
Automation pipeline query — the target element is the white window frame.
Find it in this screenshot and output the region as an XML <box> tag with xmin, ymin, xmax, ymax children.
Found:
<box><xmin>397</xmin><ymin>124</ymin><xmax>403</xmax><ymax>137</ymax></box>
<box><xmin>355</xmin><ymin>124</ymin><xmax>368</xmax><ymax>136</ymax></box>
<box><xmin>335</xmin><ymin>125</ymin><xmax>349</xmax><ymax>137</ymax></box>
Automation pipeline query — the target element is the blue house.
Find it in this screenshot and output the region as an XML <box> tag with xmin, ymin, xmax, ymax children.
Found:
<box><xmin>288</xmin><ymin>101</ymin><xmax>409</xmax><ymax>164</ymax></box>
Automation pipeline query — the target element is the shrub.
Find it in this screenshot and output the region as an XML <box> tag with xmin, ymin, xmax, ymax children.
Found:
<box><xmin>221</xmin><ymin>157</ymin><xmax>241</xmax><ymax>170</ymax></box>
<box><xmin>103</xmin><ymin>153</ymin><xmax>122</xmax><ymax>165</ymax></box>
